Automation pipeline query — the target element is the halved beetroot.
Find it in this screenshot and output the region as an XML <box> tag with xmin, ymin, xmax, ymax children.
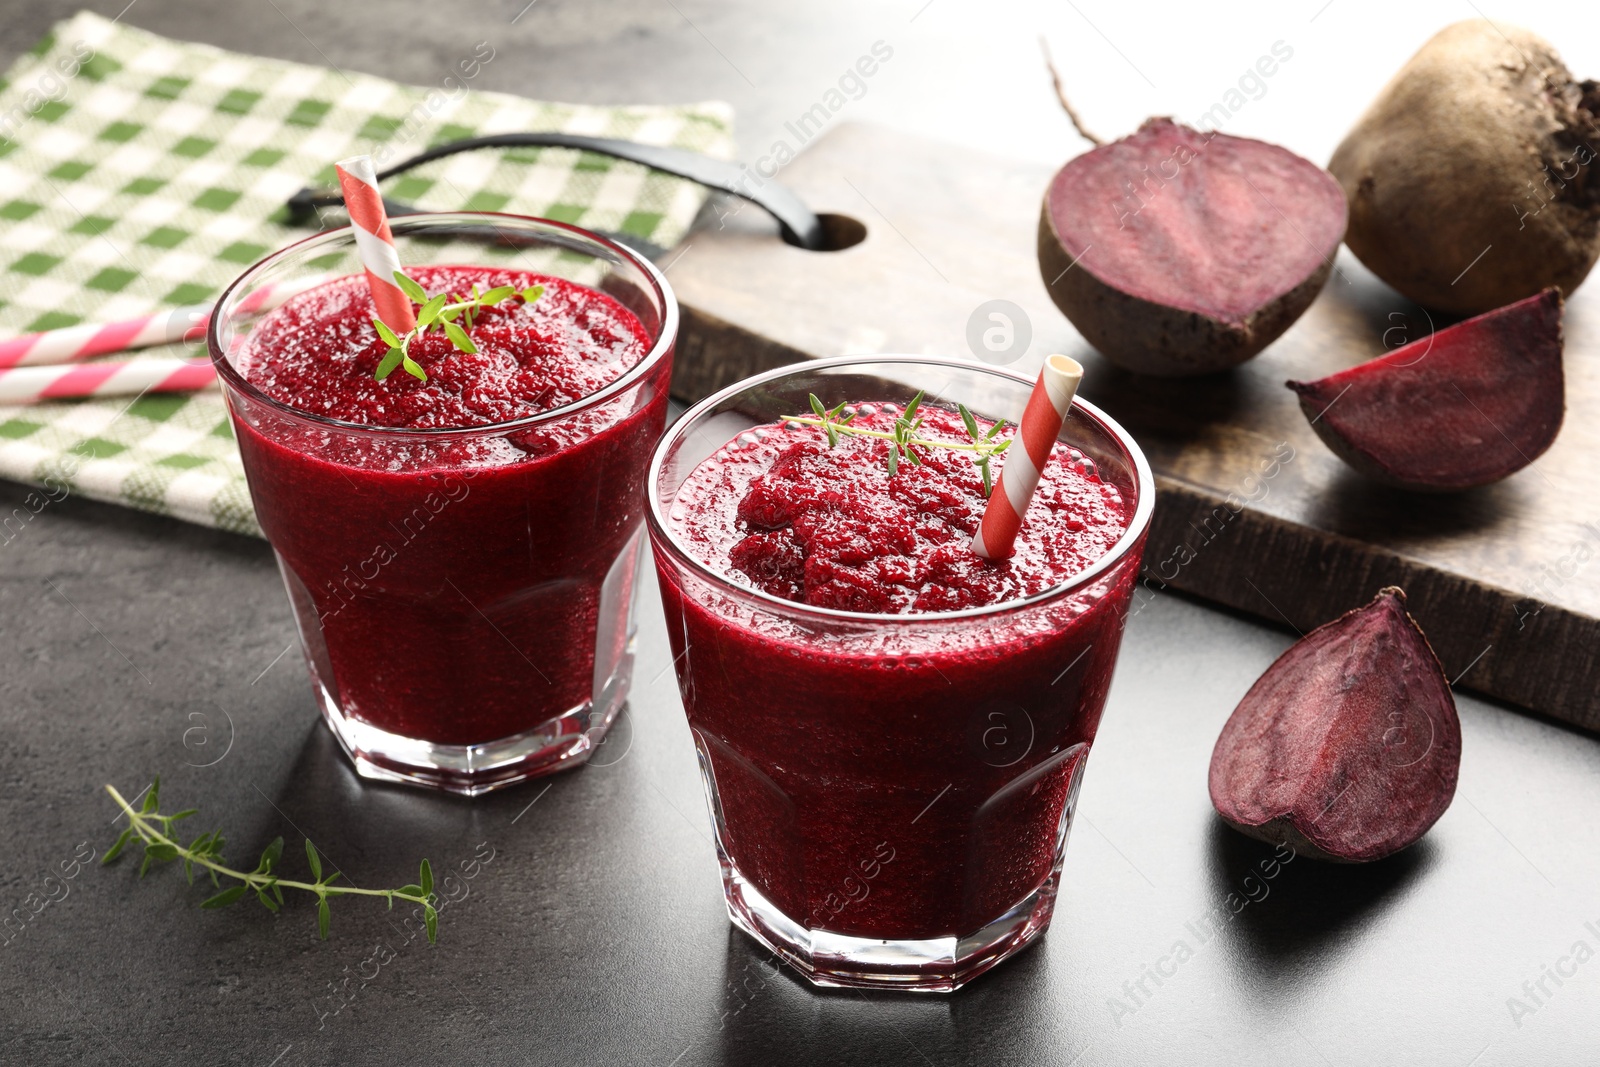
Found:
<box><xmin>1209</xmin><ymin>587</ymin><xmax>1461</xmax><ymax>863</ymax></box>
<box><xmin>1288</xmin><ymin>288</ymin><xmax>1564</xmax><ymax>491</ymax></box>
<box><xmin>1038</xmin><ymin>118</ymin><xmax>1347</xmax><ymax>377</ymax></box>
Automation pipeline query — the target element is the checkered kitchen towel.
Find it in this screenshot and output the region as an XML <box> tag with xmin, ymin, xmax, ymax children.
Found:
<box><xmin>0</xmin><ymin>12</ymin><xmax>732</xmax><ymax>535</ymax></box>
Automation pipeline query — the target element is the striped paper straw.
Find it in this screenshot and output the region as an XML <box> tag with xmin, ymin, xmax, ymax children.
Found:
<box><xmin>0</xmin><ymin>359</ymin><xmax>216</xmax><ymax>405</ymax></box>
<box><xmin>0</xmin><ymin>274</ymin><xmax>329</xmax><ymax>370</ymax></box>
<box><xmin>972</xmin><ymin>354</ymin><xmax>1084</xmax><ymax>561</ymax></box>
<box><xmin>335</xmin><ymin>154</ymin><xmax>416</xmax><ymax>335</ymax></box>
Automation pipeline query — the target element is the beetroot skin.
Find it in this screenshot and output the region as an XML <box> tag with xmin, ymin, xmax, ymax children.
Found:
<box><xmin>1209</xmin><ymin>587</ymin><xmax>1461</xmax><ymax>863</ymax></box>
<box><xmin>1288</xmin><ymin>288</ymin><xmax>1564</xmax><ymax>491</ymax></box>
<box><xmin>1038</xmin><ymin>118</ymin><xmax>1348</xmax><ymax>377</ymax></box>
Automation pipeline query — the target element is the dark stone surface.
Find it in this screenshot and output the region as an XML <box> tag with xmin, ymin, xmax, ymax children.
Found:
<box><xmin>2</xmin><ymin>3</ymin><xmax>1598</xmax><ymax>1065</ymax></box>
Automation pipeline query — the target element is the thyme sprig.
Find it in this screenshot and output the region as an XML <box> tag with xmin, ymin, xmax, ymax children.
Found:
<box><xmin>371</xmin><ymin>270</ymin><xmax>545</xmax><ymax>383</ymax></box>
<box><xmin>104</xmin><ymin>778</ymin><xmax>438</xmax><ymax>943</ymax></box>
<box><xmin>786</xmin><ymin>391</ymin><xmax>1013</xmax><ymax>495</ymax></box>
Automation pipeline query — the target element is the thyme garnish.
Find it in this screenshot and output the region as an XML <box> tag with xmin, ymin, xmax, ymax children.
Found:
<box><xmin>785</xmin><ymin>391</ymin><xmax>1013</xmax><ymax>495</ymax></box>
<box><xmin>104</xmin><ymin>777</ymin><xmax>438</xmax><ymax>943</ymax></box>
<box><xmin>371</xmin><ymin>270</ymin><xmax>545</xmax><ymax>383</ymax></box>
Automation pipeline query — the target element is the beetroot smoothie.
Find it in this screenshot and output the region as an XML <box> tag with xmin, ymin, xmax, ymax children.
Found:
<box><xmin>213</xmin><ymin>216</ymin><xmax>676</xmax><ymax>794</ymax></box>
<box><xmin>648</xmin><ymin>359</ymin><xmax>1151</xmax><ymax>989</ymax></box>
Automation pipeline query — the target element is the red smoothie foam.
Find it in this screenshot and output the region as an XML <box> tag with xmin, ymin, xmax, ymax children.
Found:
<box><xmin>656</xmin><ymin>402</ymin><xmax>1140</xmax><ymax>941</ymax></box>
<box><xmin>234</xmin><ymin>265</ymin><xmax>664</xmax><ymax>747</ymax></box>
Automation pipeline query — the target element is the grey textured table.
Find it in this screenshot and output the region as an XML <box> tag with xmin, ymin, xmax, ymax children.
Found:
<box><xmin>4</xmin><ymin>3</ymin><xmax>1600</xmax><ymax>1065</ymax></box>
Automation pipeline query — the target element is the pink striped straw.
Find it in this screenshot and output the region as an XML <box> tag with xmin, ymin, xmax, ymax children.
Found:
<box><xmin>0</xmin><ymin>274</ymin><xmax>329</xmax><ymax>370</ymax></box>
<box><xmin>972</xmin><ymin>354</ymin><xmax>1084</xmax><ymax>561</ymax></box>
<box><xmin>334</xmin><ymin>155</ymin><xmax>416</xmax><ymax>335</ymax></box>
<box><xmin>0</xmin><ymin>359</ymin><xmax>216</xmax><ymax>405</ymax></box>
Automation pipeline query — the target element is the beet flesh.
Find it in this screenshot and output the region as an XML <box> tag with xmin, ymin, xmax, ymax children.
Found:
<box><xmin>1209</xmin><ymin>587</ymin><xmax>1461</xmax><ymax>863</ymax></box>
<box><xmin>1288</xmin><ymin>288</ymin><xmax>1564</xmax><ymax>491</ymax></box>
<box><xmin>1038</xmin><ymin>119</ymin><xmax>1348</xmax><ymax>377</ymax></box>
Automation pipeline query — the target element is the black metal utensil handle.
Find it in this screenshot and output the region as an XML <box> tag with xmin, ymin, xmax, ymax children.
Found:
<box><xmin>283</xmin><ymin>132</ymin><xmax>824</xmax><ymax>251</ymax></box>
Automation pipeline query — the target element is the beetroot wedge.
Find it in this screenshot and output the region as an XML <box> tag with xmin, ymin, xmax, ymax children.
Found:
<box><xmin>1288</xmin><ymin>288</ymin><xmax>1564</xmax><ymax>491</ymax></box>
<box><xmin>1209</xmin><ymin>587</ymin><xmax>1461</xmax><ymax>863</ymax></box>
<box><xmin>1038</xmin><ymin>118</ymin><xmax>1347</xmax><ymax>377</ymax></box>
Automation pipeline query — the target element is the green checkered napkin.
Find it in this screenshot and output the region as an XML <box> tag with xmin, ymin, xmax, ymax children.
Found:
<box><xmin>0</xmin><ymin>12</ymin><xmax>732</xmax><ymax>535</ymax></box>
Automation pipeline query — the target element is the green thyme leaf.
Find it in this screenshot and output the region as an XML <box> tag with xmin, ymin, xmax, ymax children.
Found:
<box><xmin>417</xmin><ymin>293</ymin><xmax>448</xmax><ymax>327</ymax></box>
<box><xmin>480</xmin><ymin>286</ymin><xmax>517</xmax><ymax>306</ymax></box>
<box><xmin>317</xmin><ymin>897</ymin><xmax>331</xmax><ymax>940</ymax></box>
<box><xmin>424</xmin><ymin>905</ymin><xmax>438</xmax><ymax>944</ymax></box>
<box><xmin>419</xmin><ymin>859</ymin><xmax>434</xmax><ymax>899</ymax></box>
<box><xmin>443</xmin><ymin>321</ymin><xmax>477</xmax><ymax>354</ymax></box>
<box><xmin>902</xmin><ymin>391</ymin><xmax>924</xmax><ymax>423</ymax></box>
<box><xmin>372</xmin><ymin>318</ymin><xmax>402</xmax><ymax>349</ymax></box>
<box><xmin>201</xmin><ymin>885</ymin><xmax>247</xmax><ymax>909</ymax></box>
<box><xmin>104</xmin><ymin>828</ymin><xmax>133</xmax><ymax>864</ymax></box>
<box><xmin>143</xmin><ymin>778</ymin><xmax>161</xmax><ymax>813</ymax></box>
<box><xmin>393</xmin><ymin>271</ymin><xmax>428</xmax><ymax>304</ymax></box>
<box><xmin>885</xmin><ymin>448</ymin><xmax>898</xmax><ymax>476</ymax></box>
<box><xmin>401</xmin><ymin>356</ymin><xmax>427</xmax><ymax>382</ymax></box>
<box><xmin>305</xmin><ymin>839</ymin><xmax>322</xmax><ymax>882</ymax></box>
<box><xmin>521</xmin><ymin>284</ymin><xmax>545</xmax><ymax>304</ymax></box>
<box><xmin>809</xmin><ymin>394</ymin><xmax>828</xmax><ymax>419</ymax></box>
<box><xmin>256</xmin><ymin>887</ymin><xmax>279</xmax><ymax>913</ymax></box>
<box><xmin>258</xmin><ymin>836</ymin><xmax>283</xmax><ymax>876</ymax></box>
<box><xmin>375</xmin><ymin>348</ymin><xmax>404</xmax><ymax>381</ymax></box>
<box><xmin>958</xmin><ymin>403</ymin><xmax>980</xmax><ymax>440</ymax></box>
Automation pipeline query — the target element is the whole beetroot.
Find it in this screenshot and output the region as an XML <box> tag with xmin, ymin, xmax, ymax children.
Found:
<box><xmin>1209</xmin><ymin>587</ymin><xmax>1461</xmax><ymax>863</ymax></box>
<box><xmin>1329</xmin><ymin>20</ymin><xmax>1600</xmax><ymax>315</ymax></box>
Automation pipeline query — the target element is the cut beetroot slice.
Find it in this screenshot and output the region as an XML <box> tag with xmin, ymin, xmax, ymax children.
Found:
<box><xmin>1209</xmin><ymin>587</ymin><xmax>1461</xmax><ymax>863</ymax></box>
<box><xmin>1037</xmin><ymin>118</ymin><xmax>1347</xmax><ymax>377</ymax></box>
<box><xmin>1288</xmin><ymin>288</ymin><xmax>1564</xmax><ymax>491</ymax></box>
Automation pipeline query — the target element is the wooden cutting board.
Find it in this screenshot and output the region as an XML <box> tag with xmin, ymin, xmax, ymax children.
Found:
<box><xmin>666</xmin><ymin>121</ymin><xmax>1600</xmax><ymax>732</ymax></box>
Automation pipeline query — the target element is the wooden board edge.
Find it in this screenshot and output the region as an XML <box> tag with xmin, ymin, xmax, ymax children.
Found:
<box><xmin>1146</xmin><ymin>474</ymin><xmax>1600</xmax><ymax>731</ymax></box>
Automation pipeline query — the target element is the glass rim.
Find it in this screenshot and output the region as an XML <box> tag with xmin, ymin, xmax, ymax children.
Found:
<box><xmin>645</xmin><ymin>353</ymin><xmax>1156</xmax><ymax>624</ymax></box>
<box><xmin>206</xmin><ymin>211</ymin><xmax>679</xmax><ymax>439</ymax></box>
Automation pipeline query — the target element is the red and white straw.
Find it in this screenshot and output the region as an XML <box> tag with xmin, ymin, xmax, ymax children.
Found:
<box><xmin>335</xmin><ymin>154</ymin><xmax>416</xmax><ymax>335</ymax></box>
<box><xmin>0</xmin><ymin>275</ymin><xmax>327</xmax><ymax>370</ymax></box>
<box><xmin>972</xmin><ymin>354</ymin><xmax>1084</xmax><ymax>561</ymax></box>
<box><xmin>0</xmin><ymin>359</ymin><xmax>215</xmax><ymax>405</ymax></box>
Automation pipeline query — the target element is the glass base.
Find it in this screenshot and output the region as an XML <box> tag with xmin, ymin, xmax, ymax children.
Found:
<box><xmin>720</xmin><ymin>863</ymin><xmax>1058</xmax><ymax>993</ymax></box>
<box><xmin>700</xmin><ymin>735</ymin><xmax>1089</xmax><ymax>993</ymax></box>
<box><xmin>313</xmin><ymin>642</ymin><xmax>633</xmax><ymax>797</ymax></box>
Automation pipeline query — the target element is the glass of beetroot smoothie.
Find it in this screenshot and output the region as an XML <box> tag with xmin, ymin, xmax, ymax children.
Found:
<box><xmin>209</xmin><ymin>213</ymin><xmax>676</xmax><ymax>795</ymax></box>
<box><xmin>647</xmin><ymin>355</ymin><xmax>1153</xmax><ymax>991</ymax></box>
